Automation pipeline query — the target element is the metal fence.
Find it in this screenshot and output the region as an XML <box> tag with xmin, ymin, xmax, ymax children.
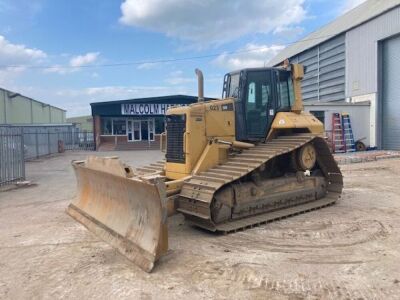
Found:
<box><xmin>0</xmin><ymin>127</ymin><xmax>25</xmax><ymax>186</ymax></box>
<box><xmin>1</xmin><ymin>125</ymin><xmax>94</xmax><ymax>186</ymax></box>
<box><xmin>21</xmin><ymin>126</ymin><xmax>94</xmax><ymax>160</ymax></box>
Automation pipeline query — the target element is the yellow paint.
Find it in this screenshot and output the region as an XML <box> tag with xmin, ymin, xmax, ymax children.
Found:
<box><xmin>267</xmin><ymin>111</ymin><xmax>324</xmax><ymax>140</ymax></box>
<box><xmin>165</xmin><ymin>98</ymin><xmax>235</xmax><ymax>179</ymax></box>
<box><xmin>291</xmin><ymin>64</ymin><xmax>305</xmax><ymax>114</ymax></box>
<box><xmin>164</xmin><ymin>63</ymin><xmax>322</xmax><ymax>181</ymax></box>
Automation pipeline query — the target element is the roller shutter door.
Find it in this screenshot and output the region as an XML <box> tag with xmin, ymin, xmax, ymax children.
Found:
<box><xmin>382</xmin><ymin>35</ymin><xmax>400</xmax><ymax>150</ymax></box>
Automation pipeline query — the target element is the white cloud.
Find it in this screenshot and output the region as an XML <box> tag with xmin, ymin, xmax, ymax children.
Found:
<box><xmin>0</xmin><ymin>66</ymin><xmax>26</xmax><ymax>86</ymax></box>
<box><xmin>84</xmin><ymin>85</ymin><xmax>187</xmax><ymax>98</ymax></box>
<box><xmin>165</xmin><ymin>70</ymin><xmax>195</xmax><ymax>85</ymax></box>
<box><xmin>213</xmin><ymin>44</ymin><xmax>285</xmax><ymax>70</ymax></box>
<box><xmin>136</xmin><ymin>62</ymin><xmax>159</xmax><ymax>70</ymax></box>
<box><xmin>60</xmin><ymin>85</ymin><xmax>192</xmax><ymax>116</ymax></box>
<box><xmin>70</xmin><ymin>52</ymin><xmax>99</xmax><ymax>67</ymax></box>
<box><xmin>44</xmin><ymin>52</ymin><xmax>100</xmax><ymax>74</ymax></box>
<box><xmin>273</xmin><ymin>26</ymin><xmax>304</xmax><ymax>39</ymax></box>
<box><xmin>0</xmin><ymin>35</ymin><xmax>46</xmax><ymax>66</ymax></box>
<box><xmin>340</xmin><ymin>0</ymin><xmax>367</xmax><ymax>14</ymax></box>
<box><xmin>119</xmin><ymin>0</ymin><xmax>306</xmax><ymax>47</ymax></box>
<box><xmin>0</xmin><ymin>35</ymin><xmax>47</xmax><ymax>86</ymax></box>
<box><xmin>43</xmin><ymin>64</ymin><xmax>71</xmax><ymax>75</ymax></box>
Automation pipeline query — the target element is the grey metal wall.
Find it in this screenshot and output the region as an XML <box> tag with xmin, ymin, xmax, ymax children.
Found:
<box><xmin>290</xmin><ymin>34</ymin><xmax>346</xmax><ymax>102</ymax></box>
<box><xmin>346</xmin><ymin>5</ymin><xmax>400</xmax><ymax>97</ymax></box>
<box><xmin>0</xmin><ymin>127</ymin><xmax>25</xmax><ymax>186</ymax></box>
<box><xmin>382</xmin><ymin>35</ymin><xmax>400</xmax><ymax>150</ymax></box>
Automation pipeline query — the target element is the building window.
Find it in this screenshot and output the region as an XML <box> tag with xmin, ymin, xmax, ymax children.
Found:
<box><xmin>113</xmin><ymin>119</ymin><xmax>126</xmax><ymax>135</ymax></box>
<box><xmin>101</xmin><ymin>118</ymin><xmax>112</xmax><ymax>135</ymax></box>
<box><xmin>155</xmin><ymin>117</ymin><xmax>165</xmax><ymax>134</ymax></box>
<box><xmin>310</xmin><ymin>111</ymin><xmax>325</xmax><ymax>125</ymax></box>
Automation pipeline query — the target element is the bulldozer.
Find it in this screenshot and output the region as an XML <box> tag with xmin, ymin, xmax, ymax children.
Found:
<box><xmin>67</xmin><ymin>62</ymin><xmax>343</xmax><ymax>272</ymax></box>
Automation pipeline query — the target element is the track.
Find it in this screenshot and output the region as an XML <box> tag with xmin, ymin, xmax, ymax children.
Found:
<box><xmin>177</xmin><ymin>134</ymin><xmax>343</xmax><ymax>232</ymax></box>
<box><xmin>135</xmin><ymin>160</ymin><xmax>165</xmax><ymax>175</ymax></box>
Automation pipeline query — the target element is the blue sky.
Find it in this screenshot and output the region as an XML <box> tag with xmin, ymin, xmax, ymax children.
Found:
<box><xmin>0</xmin><ymin>0</ymin><xmax>365</xmax><ymax>117</ymax></box>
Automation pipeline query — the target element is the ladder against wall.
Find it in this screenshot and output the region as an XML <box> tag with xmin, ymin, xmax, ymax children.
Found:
<box><xmin>331</xmin><ymin>113</ymin><xmax>346</xmax><ymax>153</ymax></box>
<box><xmin>341</xmin><ymin>113</ymin><xmax>356</xmax><ymax>152</ymax></box>
<box><xmin>331</xmin><ymin>112</ymin><xmax>356</xmax><ymax>153</ymax></box>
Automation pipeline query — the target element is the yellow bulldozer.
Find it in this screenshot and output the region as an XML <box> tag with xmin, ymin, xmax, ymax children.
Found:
<box><xmin>67</xmin><ymin>62</ymin><xmax>343</xmax><ymax>272</ymax></box>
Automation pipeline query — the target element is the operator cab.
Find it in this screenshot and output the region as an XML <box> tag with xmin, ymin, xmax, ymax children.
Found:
<box><xmin>222</xmin><ymin>68</ymin><xmax>295</xmax><ymax>141</ymax></box>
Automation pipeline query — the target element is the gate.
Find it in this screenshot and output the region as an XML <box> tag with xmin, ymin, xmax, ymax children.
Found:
<box><xmin>0</xmin><ymin>127</ymin><xmax>25</xmax><ymax>186</ymax></box>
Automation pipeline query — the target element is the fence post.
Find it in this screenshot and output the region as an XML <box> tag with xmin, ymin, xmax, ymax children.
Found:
<box><xmin>72</xmin><ymin>129</ymin><xmax>75</xmax><ymax>149</ymax></box>
<box><xmin>48</xmin><ymin>130</ymin><xmax>51</xmax><ymax>155</ymax></box>
<box><xmin>35</xmin><ymin>129</ymin><xmax>39</xmax><ymax>159</ymax></box>
<box><xmin>20</xmin><ymin>127</ymin><xmax>25</xmax><ymax>180</ymax></box>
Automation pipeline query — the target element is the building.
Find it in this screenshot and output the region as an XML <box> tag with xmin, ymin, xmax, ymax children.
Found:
<box><xmin>91</xmin><ymin>95</ymin><xmax>209</xmax><ymax>151</ymax></box>
<box><xmin>268</xmin><ymin>0</ymin><xmax>400</xmax><ymax>150</ymax></box>
<box><xmin>67</xmin><ymin>115</ymin><xmax>93</xmax><ymax>132</ymax></box>
<box><xmin>0</xmin><ymin>87</ymin><xmax>66</xmax><ymax>124</ymax></box>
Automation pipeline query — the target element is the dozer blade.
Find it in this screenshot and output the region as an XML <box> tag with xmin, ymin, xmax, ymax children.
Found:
<box><xmin>66</xmin><ymin>156</ymin><xmax>168</xmax><ymax>272</ymax></box>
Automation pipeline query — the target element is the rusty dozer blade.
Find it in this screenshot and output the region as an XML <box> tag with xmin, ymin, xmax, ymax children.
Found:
<box><xmin>66</xmin><ymin>156</ymin><xmax>168</xmax><ymax>272</ymax></box>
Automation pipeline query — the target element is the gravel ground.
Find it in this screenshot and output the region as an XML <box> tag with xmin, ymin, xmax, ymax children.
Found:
<box><xmin>1</xmin><ymin>150</ymin><xmax>400</xmax><ymax>299</ymax></box>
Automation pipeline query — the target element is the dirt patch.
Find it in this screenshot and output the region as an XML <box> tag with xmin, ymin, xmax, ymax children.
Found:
<box><xmin>1</xmin><ymin>151</ymin><xmax>400</xmax><ymax>299</ymax></box>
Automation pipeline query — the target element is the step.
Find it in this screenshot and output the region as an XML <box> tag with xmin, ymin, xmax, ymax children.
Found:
<box><xmin>208</xmin><ymin>168</ymin><xmax>243</xmax><ymax>177</ymax></box>
<box><xmin>184</xmin><ymin>180</ymin><xmax>220</xmax><ymax>190</ymax></box>
<box><xmin>192</xmin><ymin>175</ymin><xmax>227</xmax><ymax>184</ymax></box>
<box><xmin>200</xmin><ymin>171</ymin><xmax>234</xmax><ymax>180</ymax></box>
<box><xmin>229</xmin><ymin>157</ymin><xmax>264</xmax><ymax>164</ymax></box>
<box><xmin>224</xmin><ymin>161</ymin><xmax>259</xmax><ymax>168</ymax></box>
<box><xmin>214</xmin><ymin>165</ymin><xmax>250</xmax><ymax>173</ymax></box>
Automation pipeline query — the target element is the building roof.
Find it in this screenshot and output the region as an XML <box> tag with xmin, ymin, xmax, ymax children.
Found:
<box><xmin>90</xmin><ymin>94</ymin><xmax>214</xmax><ymax>107</ymax></box>
<box><xmin>303</xmin><ymin>100</ymin><xmax>370</xmax><ymax>107</ymax></box>
<box><xmin>2</xmin><ymin>123</ymin><xmax>74</xmax><ymax>127</ymax></box>
<box><xmin>268</xmin><ymin>0</ymin><xmax>400</xmax><ymax>66</ymax></box>
<box><xmin>67</xmin><ymin>115</ymin><xmax>92</xmax><ymax>121</ymax></box>
<box><xmin>0</xmin><ymin>87</ymin><xmax>66</xmax><ymax>112</ymax></box>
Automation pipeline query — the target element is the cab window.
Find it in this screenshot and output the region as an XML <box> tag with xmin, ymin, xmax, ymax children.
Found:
<box><xmin>245</xmin><ymin>71</ymin><xmax>272</xmax><ymax>136</ymax></box>
<box><xmin>276</xmin><ymin>70</ymin><xmax>294</xmax><ymax>108</ymax></box>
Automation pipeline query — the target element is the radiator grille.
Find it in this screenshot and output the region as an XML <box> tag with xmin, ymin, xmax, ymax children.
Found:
<box><xmin>166</xmin><ymin>115</ymin><xmax>186</xmax><ymax>163</ymax></box>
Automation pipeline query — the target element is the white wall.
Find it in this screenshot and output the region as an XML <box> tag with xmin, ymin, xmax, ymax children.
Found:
<box><xmin>304</xmin><ymin>103</ymin><xmax>371</xmax><ymax>147</ymax></box>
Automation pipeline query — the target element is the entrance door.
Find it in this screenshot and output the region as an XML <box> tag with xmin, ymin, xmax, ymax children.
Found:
<box><xmin>127</xmin><ymin>120</ymin><xmax>133</xmax><ymax>141</ymax></box>
<box><xmin>141</xmin><ymin>120</ymin><xmax>148</xmax><ymax>141</ymax></box>
<box><xmin>127</xmin><ymin>119</ymin><xmax>154</xmax><ymax>141</ymax></box>
<box><xmin>127</xmin><ymin>120</ymin><xmax>141</xmax><ymax>141</ymax></box>
<box><xmin>148</xmin><ymin>119</ymin><xmax>155</xmax><ymax>141</ymax></box>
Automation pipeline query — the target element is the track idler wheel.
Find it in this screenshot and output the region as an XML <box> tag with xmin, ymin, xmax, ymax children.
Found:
<box><xmin>292</xmin><ymin>143</ymin><xmax>317</xmax><ymax>171</ymax></box>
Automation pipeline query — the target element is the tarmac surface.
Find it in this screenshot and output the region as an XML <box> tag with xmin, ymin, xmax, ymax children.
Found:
<box><xmin>1</xmin><ymin>150</ymin><xmax>400</xmax><ymax>299</ymax></box>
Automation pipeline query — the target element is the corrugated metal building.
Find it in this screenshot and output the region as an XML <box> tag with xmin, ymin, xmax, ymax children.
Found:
<box><xmin>0</xmin><ymin>87</ymin><xmax>66</xmax><ymax>124</ymax></box>
<box><xmin>67</xmin><ymin>115</ymin><xmax>93</xmax><ymax>132</ymax></box>
<box><xmin>268</xmin><ymin>0</ymin><xmax>400</xmax><ymax>150</ymax></box>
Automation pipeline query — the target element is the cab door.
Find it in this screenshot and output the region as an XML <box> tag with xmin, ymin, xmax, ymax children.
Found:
<box><xmin>244</xmin><ymin>70</ymin><xmax>275</xmax><ymax>139</ymax></box>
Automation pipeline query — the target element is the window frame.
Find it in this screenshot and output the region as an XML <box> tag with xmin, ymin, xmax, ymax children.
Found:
<box><xmin>243</xmin><ymin>70</ymin><xmax>274</xmax><ymax>138</ymax></box>
<box><xmin>275</xmin><ymin>70</ymin><xmax>294</xmax><ymax>110</ymax></box>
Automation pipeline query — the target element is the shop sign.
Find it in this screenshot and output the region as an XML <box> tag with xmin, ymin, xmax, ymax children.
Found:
<box><xmin>121</xmin><ymin>103</ymin><xmax>183</xmax><ymax>115</ymax></box>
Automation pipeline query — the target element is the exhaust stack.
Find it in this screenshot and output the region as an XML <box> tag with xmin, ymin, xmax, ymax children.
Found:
<box><xmin>195</xmin><ymin>68</ymin><xmax>204</xmax><ymax>102</ymax></box>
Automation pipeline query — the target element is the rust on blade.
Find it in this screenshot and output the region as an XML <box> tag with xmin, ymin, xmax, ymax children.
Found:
<box><xmin>67</xmin><ymin>156</ymin><xmax>168</xmax><ymax>272</ymax></box>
